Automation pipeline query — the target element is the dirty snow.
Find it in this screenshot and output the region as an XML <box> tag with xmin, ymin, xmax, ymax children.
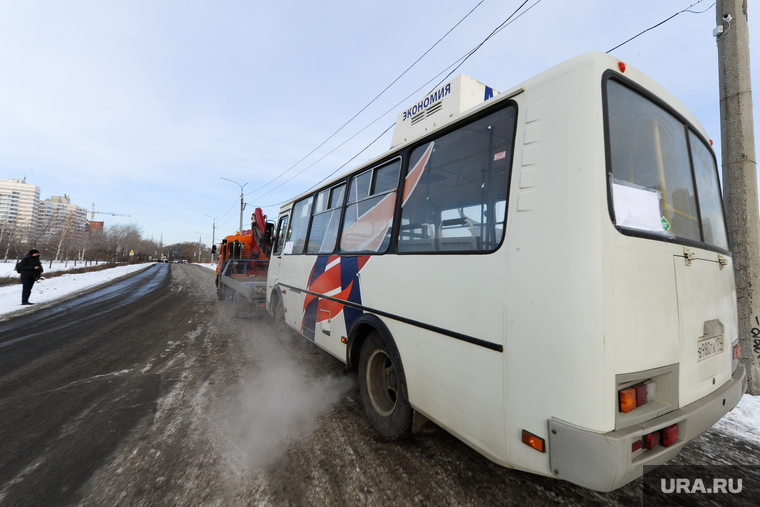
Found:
<box><xmin>0</xmin><ymin>259</ymin><xmax>758</xmax><ymax>467</ymax></box>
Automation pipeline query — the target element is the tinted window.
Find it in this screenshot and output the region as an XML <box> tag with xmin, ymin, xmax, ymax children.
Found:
<box><xmin>398</xmin><ymin>106</ymin><xmax>516</xmax><ymax>253</ymax></box>
<box><xmin>273</xmin><ymin>215</ymin><xmax>289</xmax><ymax>255</ymax></box>
<box><xmin>307</xmin><ymin>183</ymin><xmax>345</xmax><ymax>254</ymax></box>
<box><xmin>607</xmin><ymin>79</ymin><xmax>727</xmax><ymax>250</ymax></box>
<box><xmin>341</xmin><ymin>160</ymin><xmax>400</xmax><ymax>253</ymax></box>
<box><xmin>690</xmin><ymin>131</ymin><xmax>728</xmax><ymax>250</ymax></box>
<box><xmin>284</xmin><ymin>196</ymin><xmax>312</xmax><ymax>255</ymax></box>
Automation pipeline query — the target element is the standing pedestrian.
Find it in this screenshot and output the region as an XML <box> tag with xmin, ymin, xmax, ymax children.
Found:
<box><xmin>19</xmin><ymin>249</ymin><xmax>43</xmax><ymax>305</ymax></box>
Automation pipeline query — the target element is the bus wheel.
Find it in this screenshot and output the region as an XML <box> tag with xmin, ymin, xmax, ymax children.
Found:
<box><xmin>358</xmin><ymin>331</ymin><xmax>412</xmax><ymax>441</ymax></box>
<box><xmin>275</xmin><ymin>300</ymin><xmax>293</xmax><ymax>344</ymax></box>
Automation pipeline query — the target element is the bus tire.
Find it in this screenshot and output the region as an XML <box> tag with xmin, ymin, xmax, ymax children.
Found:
<box><xmin>274</xmin><ymin>299</ymin><xmax>294</xmax><ymax>344</ymax></box>
<box><xmin>358</xmin><ymin>331</ymin><xmax>412</xmax><ymax>441</ymax></box>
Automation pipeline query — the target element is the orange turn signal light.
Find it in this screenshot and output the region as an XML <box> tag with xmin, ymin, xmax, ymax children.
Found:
<box><xmin>619</xmin><ymin>387</ymin><xmax>637</xmax><ymax>413</ymax></box>
<box><xmin>522</xmin><ymin>430</ymin><xmax>545</xmax><ymax>453</ymax></box>
<box><xmin>341</xmin><ymin>336</ymin><xmax>347</xmax><ymax>344</ymax></box>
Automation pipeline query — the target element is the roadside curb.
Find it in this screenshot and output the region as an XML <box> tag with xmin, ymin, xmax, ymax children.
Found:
<box><xmin>0</xmin><ymin>263</ymin><xmax>157</xmax><ymax>323</ymax></box>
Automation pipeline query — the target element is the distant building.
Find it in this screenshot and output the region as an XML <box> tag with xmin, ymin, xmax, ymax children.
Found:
<box><xmin>0</xmin><ymin>178</ymin><xmax>41</xmax><ymax>242</ymax></box>
<box><xmin>90</xmin><ymin>221</ymin><xmax>104</xmax><ymax>230</ymax></box>
<box><xmin>40</xmin><ymin>195</ymin><xmax>89</xmax><ymax>239</ymax></box>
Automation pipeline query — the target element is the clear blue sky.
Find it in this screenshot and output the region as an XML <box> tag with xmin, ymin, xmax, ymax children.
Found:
<box><xmin>1</xmin><ymin>0</ymin><xmax>757</xmax><ymax>245</ymax></box>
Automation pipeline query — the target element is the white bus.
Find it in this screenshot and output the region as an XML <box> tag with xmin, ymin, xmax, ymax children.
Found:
<box><xmin>266</xmin><ymin>51</ymin><xmax>746</xmax><ymax>491</ymax></box>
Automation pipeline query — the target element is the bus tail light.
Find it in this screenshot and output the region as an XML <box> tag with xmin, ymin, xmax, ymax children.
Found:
<box><xmin>634</xmin><ymin>384</ymin><xmax>647</xmax><ymax>407</ymax></box>
<box><xmin>644</xmin><ymin>431</ymin><xmax>660</xmax><ymax>450</ymax></box>
<box><xmin>619</xmin><ymin>380</ymin><xmax>655</xmax><ymax>413</ymax></box>
<box><xmin>645</xmin><ymin>380</ymin><xmax>656</xmax><ymax>402</ymax></box>
<box><xmin>631</xmin><ymin>439</ymin><xmax>643</xmax><ymax>452</ymax></box>
<box><xmin>522</xmin><ymin>430</ymin><xmax>545</xmax><ymax>453</ymax></box>
<box><xmin>662</xmin><ymin>424</ymin><xmax>678</xmax><ymax>447</ymax></box>
<box><xmin>619</xmin><ymin>387</ymin><xmax>636</xmax><ymax>413</ymax></box>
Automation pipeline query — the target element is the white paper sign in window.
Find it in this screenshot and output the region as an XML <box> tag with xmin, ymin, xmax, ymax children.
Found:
<box><xmin>612</xmin><ymin>183</ymin><xmax>664</xmax><ymax>234</ymax></box>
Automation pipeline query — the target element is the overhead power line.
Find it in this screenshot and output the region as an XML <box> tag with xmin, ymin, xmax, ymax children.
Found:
<box><xmin>246</xmin><ymin>0</ymin><xmax>486</xmax><ymax>198</ymax></box>
<box><xmin>607</xmin><ymin>0</ymin><xmax>713</xmax><ymax>53</ymax></box>
<box><xmin>258</xmin><ymin>0</ymin><xmax>543</xmax><ymax>207</ymax></box>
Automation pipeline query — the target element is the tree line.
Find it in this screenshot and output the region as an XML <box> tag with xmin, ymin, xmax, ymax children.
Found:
<box><xmin>0</xmin><ymin>220</ymin><xmax>209</xmax><ymax>265</ymax></box>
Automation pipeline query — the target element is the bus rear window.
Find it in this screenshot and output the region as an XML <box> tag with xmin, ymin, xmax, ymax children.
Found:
<box><xmin>606</xmin><ymin>79</ymin><xmax>728</xmax><ymax>251</ymax></box>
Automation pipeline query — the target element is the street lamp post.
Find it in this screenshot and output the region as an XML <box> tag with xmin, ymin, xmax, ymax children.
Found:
<box><xmin>193</xmin><ymin>232</ymin><xmax>202</xmax><ymax>263</ymax></box>
<box><xmin>221</xmin><ymin>177</ymin><xmax>248</xmax><ymax>235</ymax></box>
<box><xmin>202</xmin><ymin>214</ymin><xmax>217</xmax><ymax>260</ymax></box>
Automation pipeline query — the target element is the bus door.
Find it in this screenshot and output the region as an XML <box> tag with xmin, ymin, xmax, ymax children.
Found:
<box><xmin>280</xmin><ymin>196</ymin><xmax>313</xmax><ymax>331</ymax></box>
<box><xmin>268</xmin><ymin>213</ymin><xmax>289</xmax><ymax>306</ymax></box>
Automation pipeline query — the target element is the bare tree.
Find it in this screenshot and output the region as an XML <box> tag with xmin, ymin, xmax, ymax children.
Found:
<box><xmin>1</xmin><ymin>218</ymin><xmax>20</xmax><ymax>261</ymax></box>
<box><xmin>103</xmin><ymin>223</ymin><xmax>143</xmax><ymax>263</ymax></box>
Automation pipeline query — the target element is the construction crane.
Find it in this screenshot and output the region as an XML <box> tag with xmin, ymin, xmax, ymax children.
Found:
<box><xmin>90</xmin><ymin>203</ymin><xmax>130</xmax><ymax>220</ymax></box>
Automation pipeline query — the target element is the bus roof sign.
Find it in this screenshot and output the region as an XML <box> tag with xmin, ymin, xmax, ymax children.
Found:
<box><xmin>390</xmin><ymin>74</ymin><xmax>498</xmax><ymax>149</ymax></box>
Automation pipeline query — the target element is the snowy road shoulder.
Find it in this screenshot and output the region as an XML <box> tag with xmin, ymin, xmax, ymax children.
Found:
<box><xmin>0</xmin><ymin>263</ymin><xmax>155</xmax><ymax>321</ymax></box>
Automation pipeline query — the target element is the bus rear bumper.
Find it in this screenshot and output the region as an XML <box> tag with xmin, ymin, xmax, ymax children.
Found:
<box><xmin>547</xmin><ymin>363</ymin><xmax>747</xmax><ymax>492</ymax></box>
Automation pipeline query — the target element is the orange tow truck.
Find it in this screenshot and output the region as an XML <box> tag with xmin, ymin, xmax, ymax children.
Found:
<box><xmin>215</xmin><ymin>208</ymin><xmax>273</xmax><ymax>317</ymax></box>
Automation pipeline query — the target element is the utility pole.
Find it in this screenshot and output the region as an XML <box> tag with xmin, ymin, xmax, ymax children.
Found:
<box><xmin>221</xmin><ymin>178</ymin><xmax>248</xmax><ymax>234</ymax></box>
<box><xmin>203</xmin><ymin>214</ymin><xmax>217</xmax><ymax>259</ymax></box>
<box><xmin>716</xmin><ymin>0</ymin><xmax>760</xmax><ymax>393</ymax></box>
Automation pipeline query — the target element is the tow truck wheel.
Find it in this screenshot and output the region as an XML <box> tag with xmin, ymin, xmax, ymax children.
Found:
<box><xmin>358</xmin><ymin>331</ymin><xmax>412</xmax><ymax>441</ymax></box>
<box><xmin>215</xmin><ymin>275</ymin><xmax>225</xmax><ymax>301</ymax></box>
<box><xmin>233</xmin><ymin>292</ymin><xmax>252</xmax><ymax>319</ymax></box>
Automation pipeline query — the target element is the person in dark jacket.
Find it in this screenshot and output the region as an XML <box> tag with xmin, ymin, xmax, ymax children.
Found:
<box><xmin>19</xmin><ymin>249</ymin><xmax>43</xmax><ymax>305</ymax></box>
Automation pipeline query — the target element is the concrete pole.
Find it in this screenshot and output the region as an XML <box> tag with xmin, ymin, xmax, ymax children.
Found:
<box><xmin>220</xmin><ymin>177</ymin><xmax>247</xmax><ymax>234</ymax></box>
<box><xmin>717</xmin><ymin>0</ymin><xmax>760</xmax><ymax>393</ymax></box>
<box><xmin>239</xmin><ymin>190</ymin><xmax>244</xmax><ymax>235</ymax></box>
<box><xmin>203</xmin><ymin>214</ymin><xmax>217</xmax><ymax>261</ymax></box>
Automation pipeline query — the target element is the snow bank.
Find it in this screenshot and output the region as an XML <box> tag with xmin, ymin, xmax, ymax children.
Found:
<box><xmin>0</xmin><ymin>259</ymin><xmax>109</xmax><ymax>277</ymax></box>
<box><xmin>0</xmin><ymin>263</ymin><xmax>153</xmax><ymax>317</ymax></box>
<box><xmin>712</xmin><ymin>393</ymin><xmax>760</xmax><ymax>446</ymax></box>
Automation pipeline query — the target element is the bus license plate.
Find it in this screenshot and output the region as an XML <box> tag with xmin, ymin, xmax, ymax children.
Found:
<box><xmin>697</xmin><ymin>336</ymin><xmax>724</xmax><ymax>362</ymax></box>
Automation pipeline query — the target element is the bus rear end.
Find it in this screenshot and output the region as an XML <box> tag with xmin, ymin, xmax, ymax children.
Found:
<box><xmin>544</xmin><ymin>58</ymin><xmax>746</xmax><ymax>491</ymax></box>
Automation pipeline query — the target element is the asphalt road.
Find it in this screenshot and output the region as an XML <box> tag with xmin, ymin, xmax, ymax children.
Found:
<box><xmin>1</xmin><ymin>263</ymin><xmax>758</xmax><ymax>506</ymax></box>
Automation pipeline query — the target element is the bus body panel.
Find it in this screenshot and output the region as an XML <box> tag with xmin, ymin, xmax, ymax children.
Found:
<box><xmin>382</xmin><ymin>317</ymin><xmax>509</xmax><ymax>464</ymax></box>
<box><xmin>503</xmin><ymin>60</ymin><xmax>607</xmax><ymax>477</ymax></box>
<box><xmin>673</xmin><ymin>256</ymin><xmax>736</xmax><ymax>405</ymax></box>
<box><xmin>610</xmin><ymin>247</ymin><xmax>681</xmax><ymax>375</ymax></box>
<box><xmin>264</xmin><ymin>51</ymin><xmax>744</xmax><ymax>491</ymax></box>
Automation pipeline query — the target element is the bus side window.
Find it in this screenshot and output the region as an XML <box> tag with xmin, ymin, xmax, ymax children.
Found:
<box><xmin>340</xmin><ymin>159</ymin><xmax>400</xmax><ymax>254</ymax></box>
<box><xmin>397</xmin><ymin>105</ymin><xmax>516</xmax><ymax>253</ymax></box>
<box><xmin>285</xmin><ymin>196</ymin><xmax>313</xmax><ymax>255</ymax></box>
<box><xmin>307</xmin><ymin>183</ymin><xmax>345</xmax><ymax>254</ymax></box>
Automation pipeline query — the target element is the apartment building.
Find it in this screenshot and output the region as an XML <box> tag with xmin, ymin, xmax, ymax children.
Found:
<box><xmin>40</xmin><ymin>195</ymin><xmax>89</xmax><ymax>238</ymax></box>
<box><xmin>0</xmin><ymin>178</ymin><xmax>41</xmax><ymax>242</ymax></box>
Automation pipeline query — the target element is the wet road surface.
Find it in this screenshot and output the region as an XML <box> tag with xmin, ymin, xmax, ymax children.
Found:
<box><xmin>0</xmin><ymin>263</ymin><xmax>758</xmax><ymax>506</ymax></box>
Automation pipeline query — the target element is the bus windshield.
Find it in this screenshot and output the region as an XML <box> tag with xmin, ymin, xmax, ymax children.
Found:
<box><xmin>606</xmin><ymin>79</ymin><xmax>728</xmax><ymax>251</ymax></box>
